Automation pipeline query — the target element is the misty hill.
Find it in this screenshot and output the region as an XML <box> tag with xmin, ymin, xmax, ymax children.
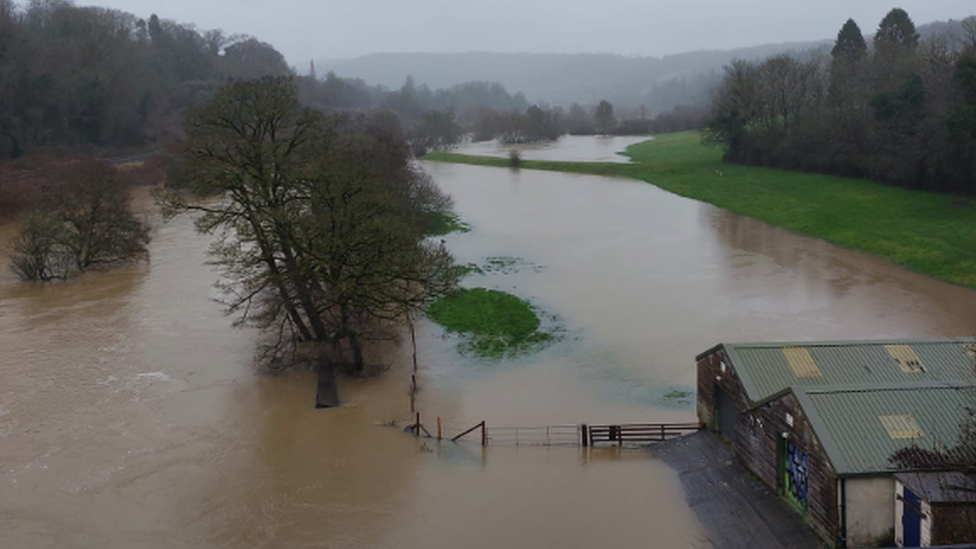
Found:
<box><xmin>319</xmin><ymin>42</ymin><xmax>830</xmax><ymax>111</ymax></box>
<box><xmin>318</xmin><ymin>18</ymin><xmax>971</xmax><ymax>113</ymax></box>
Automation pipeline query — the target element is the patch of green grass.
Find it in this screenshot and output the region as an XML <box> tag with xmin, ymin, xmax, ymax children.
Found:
<box><xmin>426</xmin><ymin>132</ymin><xmax>976</xmax><ymax>288</ymax></box>
<box><xmin>426</xmin><ymin>288</ymin><xmax>556</xmax><ymax>359</ymax></box>
<box><xmin>426</xmin><ymin>212</ymin><xmax>472</xmax><ymax>237</ymax></box>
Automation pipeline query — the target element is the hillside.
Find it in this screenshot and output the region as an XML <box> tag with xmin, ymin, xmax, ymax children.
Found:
<box><xmin>317</xmin><ymin>18</ymin><xmax>971</xmax><ymax>112</ymax></box>
<box><xmin>317</xmin><ymin>42</ymin><xmax>828</xmax><ymax>112</ymax></box>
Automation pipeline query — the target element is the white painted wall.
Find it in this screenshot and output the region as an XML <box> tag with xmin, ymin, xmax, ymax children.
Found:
<box><xmin>921</xmin><ymin>500</ymin><xmax>932</xmax><ymax>547</ymax></box>
<box><xmin>846</xmin><ymin>477</ymin><xmax>895</xmax><ymax>547</ymax></box>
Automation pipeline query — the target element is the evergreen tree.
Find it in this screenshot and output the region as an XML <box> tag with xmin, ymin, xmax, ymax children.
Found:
<box><xmin>832</xmin><ymin>19</ymin><xmax>867</xmax><ymax>64</ymax></box>
<box><xmin>147</xmin><ymin>13</ymin><xmax>162</xmax><ymax>46</ymax></box>
<box><xmin>874</xmin><ymin>8</ymin><xmax>920</xmax><ymax>55</ymax></box>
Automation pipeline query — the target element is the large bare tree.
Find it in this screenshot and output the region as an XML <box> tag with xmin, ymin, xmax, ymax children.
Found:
<box><xmin>160</xmin><ymin>77</ymin><xmax>457</xmax><ymax>372</ymax></box>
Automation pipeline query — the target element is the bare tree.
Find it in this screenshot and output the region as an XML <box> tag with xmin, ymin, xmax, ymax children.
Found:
<box><xmin>160</xmin><ymin>77</ymin><xmax>458</xmax><ymax>372</ymax></box>
<box><xmin>9</xmin><ymin>159</ymin><xmax>150</xmax><ymax>281</ymax></box>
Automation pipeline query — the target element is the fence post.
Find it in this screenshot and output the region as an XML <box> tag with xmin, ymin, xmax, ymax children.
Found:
<box><xmin>581</xmin><ymin>424</ymin><xmax>589</xmax><ymax>447</ymax></box>
<box><xmin>415</xmin><ymin>412</ymin><xmax>421</xmax><ymax>437</ymax></box>
<box><xmin>437</xmin><ymin>417</ymin><xmax>442</xmax><ymax>440</ymax></box>
<box><xmin>481</xmin><ymin>421</ymin><xmax>487</xmax><ymax>447</ymax></box>
<box><xmin>661</xmin><ymin>424</ymin><xmax>665</xmax><ymax>441</ymax></box>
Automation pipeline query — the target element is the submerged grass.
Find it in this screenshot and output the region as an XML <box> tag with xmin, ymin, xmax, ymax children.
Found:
<box><xmin>426</xmin><ymin>288</ymin><xmax>555</xmax><ymax>359</ymax></box>
<box><xmin>425</xmin><ymin>132</ymin><xmax>976</xmax><ymax>288</ymax></box>
<box><xmin>426</xmin><ymin>212</ymin><xmax>472</xmax><ymax>236</ymax></box>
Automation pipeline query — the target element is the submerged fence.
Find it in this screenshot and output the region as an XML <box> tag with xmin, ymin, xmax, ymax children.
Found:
<box><xmin>402</xmin><ymin>414</ymin><xmax>702</xmax><ymax>448</ymax></box>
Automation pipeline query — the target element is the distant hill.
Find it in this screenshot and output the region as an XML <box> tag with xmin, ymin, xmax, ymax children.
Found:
<box><xmin>317</xmin><ymin>42</ymin><xmax>829</xmax><ymax>111</ymax></box>
<box><xmin>317</xmin><ymin>18</ymin><xmax>971</xmax><ymax>114</ymax></box>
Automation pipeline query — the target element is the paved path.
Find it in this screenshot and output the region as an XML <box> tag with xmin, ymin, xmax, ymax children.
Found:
<box><xmin>650</xmin><ymin>432</ymin><xmax>826</xmax><ymax>549</ymax></box>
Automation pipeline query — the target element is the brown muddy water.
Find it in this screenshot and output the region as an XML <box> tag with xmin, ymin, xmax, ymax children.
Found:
<box><xmin>3</xmin><ymin>139</ymin><xmax>976</xmax><ymax>548</ymax></box>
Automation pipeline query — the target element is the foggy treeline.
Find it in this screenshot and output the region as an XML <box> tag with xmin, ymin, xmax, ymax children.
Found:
<box><xmin>319</xmin><ymin>19</ymin><xmax>967</xmax><ymax>119</ymax></box>
<box><xmin>706</xmin><ymin>10</ymin><xmax>976</xmax><ymax>194</ymax></box>
<box><xmin>0</xmin><ymin>0</ymin><xmax>294</xmax><ymax>158</ymax></box>
<box><xmin>0</xmin><ymin>0</ymin><xmax>532</xmax><ymax>161</ymax></box>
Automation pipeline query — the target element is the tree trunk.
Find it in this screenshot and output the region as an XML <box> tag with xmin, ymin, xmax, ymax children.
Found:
<box><xmin>349</xmin><ymin>330</ymin><xmax>365</xmax><ymax>373</ymax></box>
<box><xmin>250</xmin><ymin>220</ymin><xmax>315</xmax><ymax>342</ymax></box>
<box><xmin>1</xmin><ymin>130</ymin><xmax>21</xmax><ymax>159</ymax></box>
<box><xmin>338</xmin><ymin>303</ymin><xmax>365</xmax><ymax>373</ymax></box>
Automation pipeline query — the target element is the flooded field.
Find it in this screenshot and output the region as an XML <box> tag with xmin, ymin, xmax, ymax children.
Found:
<box><xmin>3</xmin><ymin>138</ymin><xmax>976</xmax><ymax>548</ymax></box>
<box><xmin>454</xmin><ymin>135</ymin><xmax>648</xmax><ymax>163</ymax></box>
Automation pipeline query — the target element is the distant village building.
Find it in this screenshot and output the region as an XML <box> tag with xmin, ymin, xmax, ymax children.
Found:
<box><xmin>695</xmin><ymin>339</ymin><xmax>976</xmax><ymax>548</ymax></box>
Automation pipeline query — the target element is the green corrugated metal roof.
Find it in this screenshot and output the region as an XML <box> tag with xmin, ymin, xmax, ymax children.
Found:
<box><xmin>721</xmin><ymin>338</ymin><xmax>976</xmax><ymax>404</ymax></box>
<box><xmin>797</xmin><ymin>384</ymin><xmax>976</xmax><ymax>475</ymax></box>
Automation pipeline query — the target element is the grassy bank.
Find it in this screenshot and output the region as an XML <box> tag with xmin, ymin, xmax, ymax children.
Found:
<box><xmin>426</xmin><ymin>132</ymin><xmax>976</xmax><ymax>288</ymax></box>
<box><xmin>427</xmin><ymin>288</ymin><xmax>554</xmax><ymax>359</ymax></box>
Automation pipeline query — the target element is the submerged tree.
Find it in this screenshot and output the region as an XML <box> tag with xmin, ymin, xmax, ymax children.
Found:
<box><xmin>413</xmin><ymin>109</ymin><xmax>463</xmax><ymax>153</ymax></box>
<box><xmin>595</xmin><ymin>99</ymin><xmax>616</xmax><ymax>135</ymax></box>
<box><xmin>9</xmin><ymin>159</ymin><xmax>150</xmax><ymax>281</ymax></box>
<box><xmin>160</xmin><ymin>76</ymin><xmax>458</xmax><ymax>372</ymax></box>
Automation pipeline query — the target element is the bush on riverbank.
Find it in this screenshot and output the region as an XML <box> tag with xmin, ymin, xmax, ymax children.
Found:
<box><xmin>426</xmin><ymin>288</ymin><xmax>554</xmax><ymax>359</ymax></box>
<box><xmin>424</xmin><ymin>131</ymin><xmax>976</xmax><ymax>288</ymax></box>
<box><xmin>426</xmin><ymin>212</ymin><xmax>472</xmax><ymax>236</ymax></box>
<box><xmin>508</xmin><ymin>150</ymin><xmax>522</xmax><ymax>168</ymax></box>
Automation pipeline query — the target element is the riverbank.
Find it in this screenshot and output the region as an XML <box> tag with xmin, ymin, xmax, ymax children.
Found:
<box><xmin>425</xmin><ymin>132</ymin><xmax>976</xmax><ymax>288</ymax></box>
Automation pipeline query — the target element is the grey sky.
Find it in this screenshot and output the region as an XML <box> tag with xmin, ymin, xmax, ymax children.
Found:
<box><xmin>78</xmin><ymin>0</ymin><xmax>974</xmax><ymax>64</ymax></box>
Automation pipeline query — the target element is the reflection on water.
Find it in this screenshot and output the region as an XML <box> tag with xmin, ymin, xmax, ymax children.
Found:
<box><xmin>454</xmin><ymin>135</ymin><xmax>648</xmax><ymax>163</ymax></box>
<box><xmin>3</xmin><ymin>142</ymin><xmax>976</xmax><ymax>548</ymax></box>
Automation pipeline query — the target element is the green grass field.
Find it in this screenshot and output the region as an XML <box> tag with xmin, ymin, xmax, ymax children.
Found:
<box><xmin>425</xmin><ymin>132</ymin><xmax>976</xmax><ymax>288</ymax></box>
<box><xmin>426</xmin><ymin>288</ymin><xmax>554</xmax><ymax>359</ymax></box>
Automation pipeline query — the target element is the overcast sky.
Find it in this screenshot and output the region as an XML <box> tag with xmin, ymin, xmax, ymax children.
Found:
<box><xmin>77</xmin><ymin>0</ymin><xmax>974</xmax><ymax>65</ymax></box>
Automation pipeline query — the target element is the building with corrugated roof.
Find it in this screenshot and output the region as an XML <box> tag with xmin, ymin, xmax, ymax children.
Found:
<box><xmin>696</xmin><ymin>338</ymin><xmax>976</xmax><ymax>548</ymax></box>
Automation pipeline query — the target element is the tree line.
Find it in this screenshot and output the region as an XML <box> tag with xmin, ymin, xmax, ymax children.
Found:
<box><xmin>706</xmin><ymin>9</ymin><xmax>976</xmax><ymax>194</ymax></box>
<box><xmin>0</xmin><ymin>0</ymin><xmax>291</xmax><ymax>158</ymax></box>
<box><xmin>0</xmin><ymin>0</ymin><xmax>535</xmax><ymax>161</ymax></box>
<box><xmin>457</xmin><ymin>99</ymin><xmax>708</xmax><ymax>148</ymax></box>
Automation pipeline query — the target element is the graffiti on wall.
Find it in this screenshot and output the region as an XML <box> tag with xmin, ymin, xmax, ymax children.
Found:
<box><xmin>784</xmin><ymin>439</ymin><xmax>809</xmax><ymax>509</ymax></box>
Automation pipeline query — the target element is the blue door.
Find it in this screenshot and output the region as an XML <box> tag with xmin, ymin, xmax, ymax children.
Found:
<box><xmin>902</xmin><ymin>487</ymin><xmax>922</xmax><ymax>547</ymax></box>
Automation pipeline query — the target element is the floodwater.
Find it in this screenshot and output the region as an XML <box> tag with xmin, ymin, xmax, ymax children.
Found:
<box><xmin>3</xmin><ymin>138</ymin><xmax>976</xmax><ymax>548</ymax></box>
<box><xmin>455</xmin><ymin>135</ymin><xmax>648</xmax><ymax>163</ymax></box>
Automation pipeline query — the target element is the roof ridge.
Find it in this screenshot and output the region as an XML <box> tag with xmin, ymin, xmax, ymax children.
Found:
<box><xmin>721</xmin><ymin>337</ymin><xmax>976</xmax><ymax>350</ymax></box>
<box><xmin>798</xmin><ymin>381</ymin><xmax>976</xmax><ymax>394</ymax></box>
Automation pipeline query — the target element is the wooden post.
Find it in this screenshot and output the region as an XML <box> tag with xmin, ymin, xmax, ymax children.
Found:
<box><xmin>415</xmin><ymin>412</ymin><xmax>421</xmax><ymax>437</ymax></box>
<box><xmin>437</xmin><ymin>417</ymin><xmax>442</xmax><ymax>440</ymax></box>
<box><xmin>581</xmin><ymin>424</ymin><xmax>589</xmax><ymax>447</ymax></box>
<box><xmin>409</xmin><ymin>316</ymin><xmax>418</xmax><ymax>374</ymax></box>
<box><xmin>660</xmin><ymin>424</ymin><xmax>665</xmax><ymax>441</ymax></box>
<box><xmin>480</xmin><ymin>421</ymin><xmax>487</xmax><ymax>447</ymax></box>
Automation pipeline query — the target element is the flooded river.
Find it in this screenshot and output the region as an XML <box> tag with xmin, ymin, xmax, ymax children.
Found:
<box><xmin>3</xmin><ymin>137</ymin><xmax>976</xmax><ymax>548</ymax></box>
<box><xmin>454</xmin><ymin>135</ymin><xmax>648</xmax><ymax>163</ymax></box>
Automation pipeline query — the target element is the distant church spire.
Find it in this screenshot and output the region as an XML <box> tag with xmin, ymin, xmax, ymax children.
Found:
<box><xmin>310</xmin><ymin>59</ymin><xmax>317</xmax><ymax>80</ymax></box>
